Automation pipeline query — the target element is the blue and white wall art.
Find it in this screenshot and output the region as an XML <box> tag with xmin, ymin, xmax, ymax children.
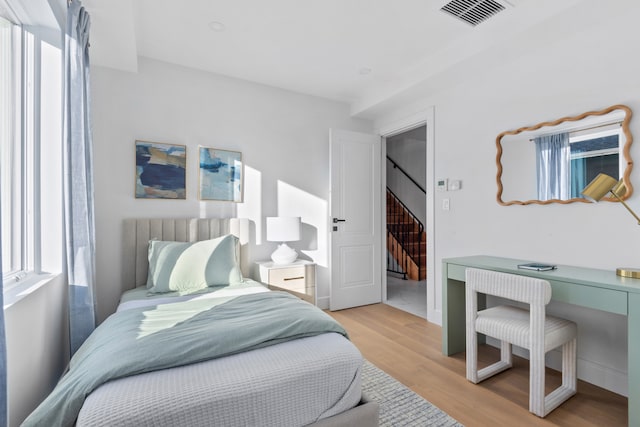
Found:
<box><xmin>199</xmin><ymin>147</ymin><xmax>243</xmax><ymax>202</ymax></box>
<box><xmin>135</xmin><ymin>140</ymin><xmax>187</xmax><ymax>199</ymax></box>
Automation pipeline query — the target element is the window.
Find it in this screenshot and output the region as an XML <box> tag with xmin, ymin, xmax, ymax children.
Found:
<box><xmin>0</xmin><ymin>15</ymin><xmax>24</xmax><ymax>281</ymax></box>
<box><xmin>1</xmin><ymin>13</ymin><xmax>62</xmax><ymax>293</ymax></box>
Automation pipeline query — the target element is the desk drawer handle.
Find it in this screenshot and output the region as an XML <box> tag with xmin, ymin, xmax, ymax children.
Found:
<box><xmin>284</xmin><ymin>276</ymin><xmax>304</xmax><ymax>281</ymax></box>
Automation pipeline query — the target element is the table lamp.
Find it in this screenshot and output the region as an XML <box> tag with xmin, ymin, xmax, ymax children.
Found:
<box><xmin>581</xmin><ymin>173</ymin><xmax>640</xmax><ymax>278</ymax></box>
<box><xmin>266</xmin><ymin>216</ymin><xmax>301</xmax><ymax>264</ymax></box>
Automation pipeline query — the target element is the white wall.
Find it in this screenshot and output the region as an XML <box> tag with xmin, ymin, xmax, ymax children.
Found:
<box><xmin>374</xmin><ymin>1</ymin><xmax>640</xmax><ymax>396</ymax></box>
<box><xmin>90</xmin><ymin>57</ymin><xmax>373</xmax><ymax>321</ymax></box>
<box><xmin>5</xmin><ymin>275</ymin><xmax>67</xmax><ymax>427</ymax></box>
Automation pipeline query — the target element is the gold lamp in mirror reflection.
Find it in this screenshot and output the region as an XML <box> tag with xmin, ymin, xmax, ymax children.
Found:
<box><xmin>582</xmin><ymin>173</ymin><xmax>640</xmax><ymax>278</ymax></box>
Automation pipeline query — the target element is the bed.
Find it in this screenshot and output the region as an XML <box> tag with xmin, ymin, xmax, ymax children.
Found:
<box><xmin>23</xmin><ymin>218</ymin><xmax>378</xmax><ymax>427</ymax></box>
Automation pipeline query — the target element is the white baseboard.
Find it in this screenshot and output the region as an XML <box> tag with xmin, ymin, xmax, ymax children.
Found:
<box><xmin>574</xmin><ymin>355</ymin><xmax>627</xmax><ymax>397</ymax></box>
<box><xmin>428</xmin><ymin>309</ymin><xmax>442</xmax><ymax>326</ymax></box>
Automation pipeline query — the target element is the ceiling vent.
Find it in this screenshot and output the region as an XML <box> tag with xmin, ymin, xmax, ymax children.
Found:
<box><xmin>440</xmin><ymin>0</ymin><xmax>508</xmax><ymax>26</ymax></box>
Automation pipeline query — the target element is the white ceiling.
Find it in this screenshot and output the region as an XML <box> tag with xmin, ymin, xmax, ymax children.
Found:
<box><xmin>82</xmin><ymin>0</ymin><xmax>584</xmax><ymax>118</ymax></box>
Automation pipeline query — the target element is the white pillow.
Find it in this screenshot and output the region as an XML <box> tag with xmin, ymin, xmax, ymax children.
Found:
<box><xmin>146</xmin><ymin>234</ymin><xmax>243</xmax><ymax>294</ymax></box>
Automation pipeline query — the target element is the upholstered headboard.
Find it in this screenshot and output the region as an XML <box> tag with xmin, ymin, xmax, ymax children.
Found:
<box><xmin>122</xmin><ymin>218</ymin><xmax>251</xmax><ymax>291</ymax></box>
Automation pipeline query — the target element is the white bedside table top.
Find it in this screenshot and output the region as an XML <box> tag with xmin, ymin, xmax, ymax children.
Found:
<box><xmin>256</xmin><ymin>259</ymin><xmax>315</xmax><ymax>269</ymax></box>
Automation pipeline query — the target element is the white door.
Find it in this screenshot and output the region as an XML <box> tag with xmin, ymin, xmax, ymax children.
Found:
<box><xmin>329</xmin><ymin>129</ymin><xmax>381</xmax><ymax>310</ymax></box>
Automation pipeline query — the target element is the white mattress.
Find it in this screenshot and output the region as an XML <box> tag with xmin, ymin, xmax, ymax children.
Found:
<box><xmin>77</xmin><ymin>284</ymin><xmax>363</xmax><ymax>426</ymax></box>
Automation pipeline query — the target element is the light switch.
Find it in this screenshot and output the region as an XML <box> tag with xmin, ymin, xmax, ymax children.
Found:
<box><xmin>442</xmin><ymin>199</ymin><xmax>450</xmax><ymax>211</ymax></box>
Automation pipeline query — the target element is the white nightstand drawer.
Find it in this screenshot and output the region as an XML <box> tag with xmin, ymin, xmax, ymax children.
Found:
<box><xmin>269</xmin><ymin>266</ymin><xmax>306</xmax><ymax>289</ymax></box>
<box><xmin>256</xmin><ymin>260</ymin><xmax>316</xmax><ymax>305</ymax></box>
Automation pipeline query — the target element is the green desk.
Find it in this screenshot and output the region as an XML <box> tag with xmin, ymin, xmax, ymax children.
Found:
<box><xmin>442</xmin><ymin>255</ymin><xmax>640</xmax><ymax>425</ymax></box>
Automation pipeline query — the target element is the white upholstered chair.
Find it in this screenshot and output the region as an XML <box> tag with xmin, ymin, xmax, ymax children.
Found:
<box><xmin>465</xmin><ymin>268</ymin><xmax>577</xmax><ymax>417</ymax></box>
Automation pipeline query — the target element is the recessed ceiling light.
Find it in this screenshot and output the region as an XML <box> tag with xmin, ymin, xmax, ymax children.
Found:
<box><xmin>208</xmin><ymin>21</ymin><xmax>226</xmax><ymax>32</ymax></box>
<box><xmin>359</xmin><ymin>67</ymin><xmax>372</xmax><ymax>76</ymax></box>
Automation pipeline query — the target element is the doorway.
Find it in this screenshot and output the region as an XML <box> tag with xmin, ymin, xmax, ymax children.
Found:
<box><xmin>384</xmin><ymin>125</ymin><xmax>427</xmax><ymax>318</ymax></box>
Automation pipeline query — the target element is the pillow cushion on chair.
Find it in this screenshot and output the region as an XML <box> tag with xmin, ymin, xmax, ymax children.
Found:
<box><xmin>476</xmin><ymin>305</ymin><xmax>577</xmax><ymax>352</ymax></box>
<box><xmin>146</xmin><ymin>234</ymin><xmax>243</xmax><ymax>293</ymax></box>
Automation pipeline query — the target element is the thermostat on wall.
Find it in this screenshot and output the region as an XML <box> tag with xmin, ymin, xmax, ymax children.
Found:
<box><xmin>437</xmin><ymin>178</ymin><xmax>448</xmax><ymax>191</ymax></box>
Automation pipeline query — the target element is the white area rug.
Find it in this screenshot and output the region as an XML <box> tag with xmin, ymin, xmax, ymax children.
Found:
<box><xmin>362</xmin><ymin>361</ymin><xmax>463</xmax><ymax>427</ymax></box>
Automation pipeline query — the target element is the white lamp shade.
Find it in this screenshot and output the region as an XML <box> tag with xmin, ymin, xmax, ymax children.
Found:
<box><xmin>266</xmin><ymin>217</ymin><xmax>301</xmax><ymax>242</ymax></box>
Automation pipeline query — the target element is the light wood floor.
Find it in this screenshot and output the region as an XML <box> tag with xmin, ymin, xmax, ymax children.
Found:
<box><xmin>328</xmin><ymin>303</ymin><xmax>627</xmax><ymax>427</ymax></box>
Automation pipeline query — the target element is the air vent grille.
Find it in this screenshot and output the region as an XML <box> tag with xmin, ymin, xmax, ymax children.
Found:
<box><xmin>440</xmin><ymin>0</ymin><xmax>506</xmax><ymax>26</ymax></box>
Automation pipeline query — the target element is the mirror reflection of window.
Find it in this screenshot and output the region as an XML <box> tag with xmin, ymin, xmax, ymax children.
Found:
<box><xmin>535</xmin><ymin>126</ymin><xmax>621</xmax><ymax>200</ymax></box>
<box><xmin>569</xmin><ymin>125</ymin><xmax>621</xmax><ymax>198</ymax></box>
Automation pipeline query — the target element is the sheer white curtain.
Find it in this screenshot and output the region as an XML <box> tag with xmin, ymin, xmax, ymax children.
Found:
<box><xmin>64</xmin><ymin>0</ymin><xmax>95</xmax><ymax>355</ymax></box>
<box><xmin>535</xmin><ymin>133</ymin><xmax>571</xmax><ymax>200</ymax></box>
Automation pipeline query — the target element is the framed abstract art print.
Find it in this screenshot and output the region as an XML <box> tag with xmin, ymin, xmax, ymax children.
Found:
<box><xmin>199</xmin><ymin>147</ymin><xmax>243</xmax><ymax>202</ymax></box>
<box><xmin>135</xmin><ymin>140</ymin><xmax>186</xmax><ymax>199</ymax></box>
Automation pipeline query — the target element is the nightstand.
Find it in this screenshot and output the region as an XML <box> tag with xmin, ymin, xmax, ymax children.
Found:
<box><xmin>256</xmin><ymin>260</ymin><xmax>316</xmax><ymax>305</ymax></box>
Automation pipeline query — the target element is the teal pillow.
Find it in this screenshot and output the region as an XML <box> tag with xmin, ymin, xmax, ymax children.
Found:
<box><xmin>146</xmin><ymin>234</ymin><xmax>243</xmax><ymax>294</ymax></box>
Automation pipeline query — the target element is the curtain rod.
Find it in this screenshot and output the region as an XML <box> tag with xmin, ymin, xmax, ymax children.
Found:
<box><xmin>528</xmin><ymin>121</ymin><xmax>622</xmax><ymax>141</ymax></box>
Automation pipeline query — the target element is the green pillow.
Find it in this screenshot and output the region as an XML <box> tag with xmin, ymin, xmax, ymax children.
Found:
<box><xmin>146</xmin><ymin>234</ymin><xmax>243</xmax><ymax>294</ymax></box>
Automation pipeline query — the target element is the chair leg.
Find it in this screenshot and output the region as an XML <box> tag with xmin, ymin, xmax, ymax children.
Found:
<box><xmin>531</xmin><ymin>339</ymin><xmax>578</xmax><ymax>417</ymax></box>
<box><xmin>529</xmin><ymin>349</ymin><xmax>546</xmax><ymax>417</ymax></box>
<box><xmin>466</xmin><ymin>328</ymin><xmax>479</xmax><ymax>383</ymax></box>
<box><xmin>562</xmin><ymin>338</ymin><xmax>577</xmax><ymax>393</ymax></box>
<box><xmin>476</xmin><ymin>340</ymin><xmax>512</xmax><ymax>382</ymax></box>
<box><xmin>500</xmin><ymin>340</ymin><xmax>512</xmax><ymax>367</ymax></box>
<box><xmin>539</xmin><ymin>338</ymin><xmax>578</xmax><ymax>416</ymax></box>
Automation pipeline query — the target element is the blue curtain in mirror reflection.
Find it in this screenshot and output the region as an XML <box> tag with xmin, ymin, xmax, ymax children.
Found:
<box><xmin>535</xmin><ymin>133</ymin><xmax>570</xmax><ymax>200</ymax></box>
<box><xmin>571</xmin><ymin>157</ymin><xmax>587</xmax><ymax>198</ymax></box>
<box><xmin>569</xmin><ymin>133</ymin><xmax>620</xmax><ymax>198</ymax></box>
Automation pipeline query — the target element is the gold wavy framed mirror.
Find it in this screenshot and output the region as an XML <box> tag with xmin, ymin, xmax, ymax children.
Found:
<box><xmin>496</xmin><ymin>104</ymin><xmax>633</xmax><ymax>205</ymax></box>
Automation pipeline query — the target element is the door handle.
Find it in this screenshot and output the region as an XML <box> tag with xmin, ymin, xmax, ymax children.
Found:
<box><xmin>333</xmin><ymin>218</ymin><xmax>346</xmax><ymax>223</ymax></box>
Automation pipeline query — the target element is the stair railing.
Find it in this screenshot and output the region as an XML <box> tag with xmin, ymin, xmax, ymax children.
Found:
<box><xmin>386</xmin><ymin>187</ymin><xmax>424</xmax><ymax>280</ymax></box>
<box><xmin>387</xmin><ymin>155</ymin><xmax>426</xmax><ymax>194</ymax></box>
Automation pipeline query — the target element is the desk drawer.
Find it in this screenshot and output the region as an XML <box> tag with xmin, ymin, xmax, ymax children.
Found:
<box><xmin>551</xmin><ymin>281</ymin><xmax>627</xmax><ymax>315</ymax></box>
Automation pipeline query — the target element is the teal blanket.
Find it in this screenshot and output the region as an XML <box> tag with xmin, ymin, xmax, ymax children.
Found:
<box><xmin>22</xmin><ymin>291</ymin><xmax>348</xmax><ymax>427</ymax></box>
